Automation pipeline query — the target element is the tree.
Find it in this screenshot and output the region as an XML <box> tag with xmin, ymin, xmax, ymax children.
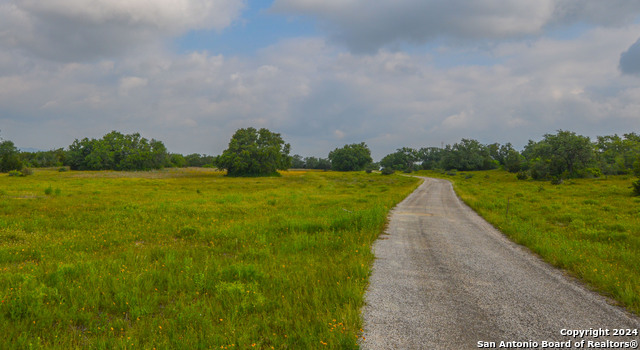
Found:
<box><xmin>66</xmin><ymin>131</ymin><xmax>168</xmax><ymax>171</ymax></box>
<box><xmin>503</xmin><ymin>148</ymin><xmax>525</xmax><ymax>173</ymax></box>
<box><xmin>0</xmin><ymin>140</ymin><xmax>23</xmax><ymax>172</ymax></box>
<box><xmin>380</xmin><ymin>147</ymin><xmax>419</xmax><ymax>172</ymax></box>
<box><xmin>524</xmin><ymin>130</ymin><xmax>595</xmax><ymax>178</ymax></box>
<box><xmin>417</xmin><ymin>147</ymin><xmax>444</xmax><ymax>170</ymax></box>
<box><xmin>595</xmin><ymin>133</ymin><xmax>640</xmax><ymax>175</ymax></box>
<box><xmin>440</xmin><ymin>139</ymin><xmax>496</xmax><ymax>171</ymax></box>
<box><xmin>216</xmin><ymin>127</ymin><xmax>291</xmax><ymax>176</ymax></box>
<box><xmin>185</xmin><ymin>153</ymin><xmax>215</xmax><ymax>167</ymax></box>
<box><xmin>328</xmin><ymin>142</ymin><xmax>373</xmax><ymax>171</ymax></box>
<box><xmin>291</xmin><ymin>154</ymin><xmax>305</xmax><ymax>169</ymax></box>
<box><xmin>168</xmin><ymin>154</ymin><xmax>187</xmax><ymax>168</ymax></box>
<box><xmin>304</xmin><ymin>156</ymin><xmax>331</xmax><ymax>170</ymax></box>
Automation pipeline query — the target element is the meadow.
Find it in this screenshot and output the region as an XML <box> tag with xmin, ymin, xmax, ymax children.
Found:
<box><xmin>418</xmin><ymin>169</ymin><xmax>640</xmax><ymax>315</ymax></box>
<box><xmin>0</xmin><ymin>168</ymin><xmax>419</xmax><ymax>349</ymax></box>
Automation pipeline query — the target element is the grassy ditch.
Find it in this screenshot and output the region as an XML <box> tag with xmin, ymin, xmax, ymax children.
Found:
<box><xmin>0</xmin><ymin>168</ymin><xmax>419</xmax><ymax>349</ymax></box>
<box><xmin>417</xmin><ymin>169</ymin><xmax>640</xmax><ymax>315</ymax></box>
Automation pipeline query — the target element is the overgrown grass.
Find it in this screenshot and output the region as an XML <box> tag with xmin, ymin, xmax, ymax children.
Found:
<box><xmin>417</xmin><ymin>169</ymin><xmax>640</xmax><ymax>315</ymax></box>
<box><xmin>0</xmin><ymin>168</ymin><xmax>419</xmax><ymax>349</ymax></box>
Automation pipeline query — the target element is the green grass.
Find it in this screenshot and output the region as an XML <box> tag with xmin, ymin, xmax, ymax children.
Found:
<box><xmin>0</xmin><ymin>168</ymin><xmax>419</xmax><ymax>349</ymax></box>
<box><xmin>417</xmin><ymin>169</ymin><xmax>640</xmax><ymax>315</ymax></box>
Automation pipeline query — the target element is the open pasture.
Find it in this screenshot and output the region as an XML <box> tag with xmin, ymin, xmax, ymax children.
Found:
<box><xmin>0</xmin><ymin>168</ymin><xmax>419</xmax><ymax>349</ymax></box>
<box><xmin>419</xmin><ymin>170</ymin><xmax>640</xmax><ymax>315</ymax></box>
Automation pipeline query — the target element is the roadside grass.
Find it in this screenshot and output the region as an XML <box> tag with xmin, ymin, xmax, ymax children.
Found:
<box><xmin>0</xmin><ymin>168</ymin><xmax>419</xmax><ymax>349</ymax></box>
<box><xmin>417</xmin><ymin>169</ymin><xmax>640</xmax><ymax>315</ymax></box>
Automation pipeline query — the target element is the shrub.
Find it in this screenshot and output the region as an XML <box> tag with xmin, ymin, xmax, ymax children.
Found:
<box><xmin>516</xmin><ymin>171</ymin><xmax>528</xmax><ymax>180</ymax></box>
<box><xmin>21</xmin><ymin>168</ymin><xmax>33</xmax><ymax>176</ymax></box>
<box><xmin>8</xmin><ymin>170</ymin><xmax>23</xmax><ymax>177</ymax></box>
<box><xmin>583</xmin><ymin>167</ymin><xmax>602</xmax><ymax>178</ymax></box>
<box><xmin>44</xmin><ymin>186</ymin><xmax>53</xmax><ymax>195</ymax></box>
<box><xmin>381</xmin><ymin>168</ymin><xmax>394</xmax><ymax>175</ymax></box>
<box><xmin>551</xmin><ymin>177</ymin><xmax>564</xmax><ymax>185</ymax></box>
<box><xmin>632</xmin><ymin>179</ymin><xmax>640</xmax><ymax>196</ymax></box>
<box><xmin>58</xmin><ymin>167</ymin><xmax>68</xmax><ymax>172</ymax></box>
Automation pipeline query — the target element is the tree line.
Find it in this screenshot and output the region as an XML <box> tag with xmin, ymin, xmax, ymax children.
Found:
<box><xmin>1</xmin><ymin>131</ymin><xmax>216</xmax><ymax>173</ymax></box>
<box><xmin>2</xmin><ymin>129</ymin><xmax>639</xmax><ymax>194</ymax></box>
<box><xmin>380</xmin><ymin>130</ymin><xmax>640</xmax><ymax>180</ymax></box>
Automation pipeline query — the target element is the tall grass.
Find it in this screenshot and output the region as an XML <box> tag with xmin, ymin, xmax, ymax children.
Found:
<box><xmin>0</xmin><ymin>168</ymin><xmax>419</xmax><ymax>349</ymax></box>
<box><xmin>418</xmin><ymin>169</ymin><xmax>640</xmax><ymax>315</ymax></box>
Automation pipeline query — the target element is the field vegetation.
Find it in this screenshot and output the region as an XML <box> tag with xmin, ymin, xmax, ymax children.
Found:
<box><xmin>0</xmin><ymin>168</ymin><xmax>419</xmax><ymax>349</ymax></box>
<box><xmin>418</xmin><ymin>169</ymin><xmax>640</xmax><ymax>315</ymax></box>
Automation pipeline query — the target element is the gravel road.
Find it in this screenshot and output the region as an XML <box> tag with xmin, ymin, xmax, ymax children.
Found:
<box><xmin>361</xmin><ymin>177</ymin><xmax>640</xmax><ymax>349</ymax></box>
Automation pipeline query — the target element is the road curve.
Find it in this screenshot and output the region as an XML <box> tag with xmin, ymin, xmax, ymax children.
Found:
<box><xmin>361</xmin><ymin>177</ymin><xmax>640</xmax><ymax>349</ymax></box>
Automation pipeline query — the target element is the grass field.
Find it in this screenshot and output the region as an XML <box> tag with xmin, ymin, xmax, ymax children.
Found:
<box><xmin>0</xmin><ymin>168</ymin><xmax>419</xmax><ymax>349</ymax></box>
<box><xmin>417</xmin><ymin>169</ymin><xmax>640</xmax><ymax>315</ymax></box>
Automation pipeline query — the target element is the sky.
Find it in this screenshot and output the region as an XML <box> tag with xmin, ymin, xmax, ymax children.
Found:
<box><xmin>1</xmin><ymin>0</ymin><xmax>640</xmax><ymax>160</ymax></box>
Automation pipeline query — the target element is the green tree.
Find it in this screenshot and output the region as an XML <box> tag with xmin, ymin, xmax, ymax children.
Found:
<box><xmin>417</xmin><ymin>147</ymin><xmax>444</xmax><ymax>170</ymax></box>
<box><xmin>168</xmin><ymin>154</ymin><xmax>187</xmax><ymax>168</ymax></box>
<box><xmin>595</xmin><ymin>133</ymin><xmax>640</xmax><ymax>175</ymax></box>
<box><xmin>524</xmin><ymin>130</ymin><xmax>595</xmax><ymax>178</ymax></box>
<box><xmin>0</xmin><ymin>140</ymin><xmax>23</xmax><ymax>172</ymax></box>
<box><xmin>184</xmin><ymin>153</ymin><xmax>214</xmax><ymax>167</ymax></box>
<box><xmin>503</xmin><ymin>148</ymin><xmax>525</xmax><ymax>173</ymax></box>
<box><xmin>304</xmin><ymin>156</ymin><xmax>331</xmax><ymax>170</ymax></box>
<box><xmin>328</xmin><ymin>142</ymin><xmax>373</xmax><ymax>171</ymax></box>
<box><xmin>440</xmin><ymin>139</ymin><xmax>496</xmax><ymax>171</ymax></box>
<box><xmin>291</xmin><ymin>154</ymin><xmax>305</xmax><ymax>169</ymax></box>
<box><xmin>380</xmin><ymin>147</ymin><xmax>418</xmax><ymax>172</ymax></box>
<box><xmin>216</xmin><ymin>127</ymin><xmax>291</xmax><ymax>176</ymax></box>
<box><xmin>66</xmin><ymin>131</ymin><xmax>167</xmax><ymax>171</ymax></box>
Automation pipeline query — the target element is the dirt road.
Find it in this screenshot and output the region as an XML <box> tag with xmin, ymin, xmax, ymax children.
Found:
<box><xmin>361</xmin><ymin>177</ymin><xmax>640</xmax><ymax>349</ymax></box>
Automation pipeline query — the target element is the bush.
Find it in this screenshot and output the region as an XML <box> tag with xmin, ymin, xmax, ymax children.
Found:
<box><xmin>516</xmin><ymin>171</ymin><xmax>528</xmax><ymax>180</ymax></box>
<box><xmin>551</xmin><ymin>177</ymin><xmax>564</xmax><ymax>185</ymax></box>
<box><xmin>582</xmin><ymin>167</ymin><xmax>602</xmax><ymax>178</ymax></box>
<box><xmin>8</xmin><ymin>170</ymin><xmax>23</xmax><ymax>177</ymax></box>
<box><xmin>44</xmin><ymin>186</ymin><xmax>53</xmax><ymax>195</ymax></box>
<box><xmin>21</xmin><ymin>168</ymin><xmax>33</xmax><ymax>176</ymax></box>
<box><xmin>381</xmin><ymin>168</ymin><xmax>395</xmax><ymax>175</ymax></box>
<box><xmin>632</xmin><ymin>179</ymin><xmax>640</xmax><ymax>196</ymax></box>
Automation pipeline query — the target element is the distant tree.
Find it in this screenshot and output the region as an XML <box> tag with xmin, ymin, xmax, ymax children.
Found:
<box><xmin>20</xmin><ymin>150</ymin><xmax>62</xmax><ymax>168</ymax></box>
<box><xmin>328</xmin><ymin>142</ymin><xmax>373</xmax><ymax>171</ymax></box>
<box><xmin>184</xmin><ymin>153</ymin><xmax>215</xmax><ymax>167</ymax></box>
<box><xmin>524</xmin><ymin>130</ymin><xmax>595</xmax><ymax>178</ymax></box>
<box><xmin>380</xmin><ymin>147</ymin><xmax>419</xmax><ymax>172</ymax></box>
<box><xmin>595</xmin><ymin>133</ymin><xmax>640</xmax><ymax>175</ymax></box>
<box><xmin>417</xmin><ymin>147</ymin><xmax>444</xmax><ymax>170</ymax></box>
<box><xmin>302</xmin><ymin>156</ymin><xmax>331</xmax><ymax>170</ymax></box>
<box><xmin>0</xmin><ymin>140</ymin><xmax>23</xmax><ymax>172</ymax></box>
<box><xmin>215</xmin><ymin>127</ymin><xmax>291</xmax><ymax>176</ymax></box>
<box><xmin>168</xmin><ymin>154</ymin><xmax>187</xmax><ymax>168</ymax></box>
<box><xmin>440</xmin><ymin>139</ymin><xmax>496</xmax><ymax>171</ymax></box>
<box><xmin>503</xmin><ymin>148</ymin><xmax>525</xmax><ymax>173</ymax></box>
<box><xmin>66</xmin><ymin>131</ymin><xmax>168</xmax><ymax>171</ymax></box>
<box><xmin>291</xmin><ymin>154</ymin><xmax>305</xmax><ymax>169</ymax></box>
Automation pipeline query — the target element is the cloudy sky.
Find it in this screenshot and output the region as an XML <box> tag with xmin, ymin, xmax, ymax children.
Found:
<box><xmin>1</xmin><ymin>0</ymin><xmax>640</xmax><ymax>160</ymax></box>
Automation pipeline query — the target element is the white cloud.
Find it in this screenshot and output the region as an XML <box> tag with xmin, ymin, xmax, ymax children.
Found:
<box><xmin>0</xmin><ymin>0</ymin><xmax>245</xmax><ymax>62</ymax></box>
<box><xmin>2</xmin><ymin>21</ymin><xmax>640</xmax><ymax>159</ymax></box>
<box><xmin>118</xmin><ymin>76</ymin><xmax>148</xmax><ymax>96</ymax></box>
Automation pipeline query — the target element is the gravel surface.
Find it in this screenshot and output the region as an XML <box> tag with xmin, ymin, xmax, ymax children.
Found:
<box><xmin>361</xmin><ymin>177</ymin><xmax>640</xmax><ymax>349</ymax></box>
